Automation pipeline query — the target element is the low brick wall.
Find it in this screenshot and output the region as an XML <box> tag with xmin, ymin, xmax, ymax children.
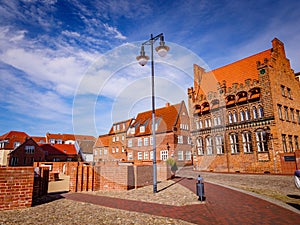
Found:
<box><xmin>0</xmin><ymin>167</ymin><xmax>34</xmax><ymax>211</ymax></box>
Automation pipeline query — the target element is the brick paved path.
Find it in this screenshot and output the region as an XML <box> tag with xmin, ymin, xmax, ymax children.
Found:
<box><xmin>64</xmin><ymin>178</ymin><xmax>300</xmax><ymax>224</ymax></box>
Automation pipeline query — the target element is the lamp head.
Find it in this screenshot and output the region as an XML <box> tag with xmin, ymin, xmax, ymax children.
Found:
<box><xmin>155</xmin><ymin>35</ymin><xmax>170</xmax><ymax>57</ymax></box>
<box><xmin>136</xmin><ymin>45</ymin><xmax>149</xmax><ymax>66</ymax></box>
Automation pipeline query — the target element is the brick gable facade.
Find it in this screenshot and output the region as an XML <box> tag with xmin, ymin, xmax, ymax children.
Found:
<box><xmin>188</xmin><ymin>38</ymin><xmax>300</xmax><ymax>173</ymax></box>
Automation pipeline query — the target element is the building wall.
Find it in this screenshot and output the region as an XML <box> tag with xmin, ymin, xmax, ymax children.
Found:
<box><xmin>9</xmin><ymin>138</ymin><xmax>45</xmax><ymax>166</ymax></box>
<box><xmin>0</xmin><ymin>167</ymin><xmax>34</xmax><ymax>211</ymax></box>
<box><xmin>188</xmin><ymin>38</ymin><xmax>300</xmax><ymax>174</ymax></box>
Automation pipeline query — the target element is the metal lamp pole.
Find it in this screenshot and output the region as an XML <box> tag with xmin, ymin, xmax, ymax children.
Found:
<box><xmin>136</xmin><ymin>33</ymin><xmax>170</xmax><ymax>193</ymax></box>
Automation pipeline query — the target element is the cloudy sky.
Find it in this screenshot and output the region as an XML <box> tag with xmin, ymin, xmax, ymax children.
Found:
<box><xmin>0</xmin><ymin>0</ymin><xmax>300</xmax><ymax>137</ymax></box>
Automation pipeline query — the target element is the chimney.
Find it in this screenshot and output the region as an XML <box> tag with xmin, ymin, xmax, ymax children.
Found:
<box><xmin>165</xmin><ymin>102</ymin><xmax>170</xmax><ymax>107</ymax></box>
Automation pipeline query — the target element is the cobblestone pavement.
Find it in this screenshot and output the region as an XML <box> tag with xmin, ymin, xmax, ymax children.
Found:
<box><xmin>1</xmin><ymin>166</ymin><xmax>300</xmax><ymax>224</ymax></box>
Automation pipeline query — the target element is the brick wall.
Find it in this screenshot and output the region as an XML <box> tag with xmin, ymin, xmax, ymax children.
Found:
<box><xmin>0</xmin><ymin>167</ymin><xmax>34</xmax><ymax>211</ymax></box>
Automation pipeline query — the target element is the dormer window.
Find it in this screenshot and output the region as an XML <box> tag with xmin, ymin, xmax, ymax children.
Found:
<box><xmin>130</xmin><ymin>127</ymin><xmax>135</xmax><ymax>134</ymax></box>
<box><xmin>140</xmin><ymin>125</ymin><xmax>145</xmax><ymax>133</ymax></box>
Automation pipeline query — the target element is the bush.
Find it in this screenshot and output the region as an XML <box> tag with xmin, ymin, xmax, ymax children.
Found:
<box><xmin>166</xmin><ymin>158</ymin><xmax>178</xmax><ymax>173</ymax></box>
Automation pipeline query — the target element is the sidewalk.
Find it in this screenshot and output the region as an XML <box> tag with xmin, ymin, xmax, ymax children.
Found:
<box><xmin>64</xmin><ymin>177</ymin><xmax>300</xmax><ymax>225</ymax></box>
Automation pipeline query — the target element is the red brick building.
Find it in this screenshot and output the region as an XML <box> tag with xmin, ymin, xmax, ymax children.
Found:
<box><xmin>8</xmin><ymin>138</ymin><xmax>45</xmax><ymax>166</ymax></box>
<box><xmin>0</xmin><ymin>131</ymin><xmax>29</xmax><ymax>166</ymax></box>
<box><xmin>188</xmin><ymin>38</ymin><xmax>300</xmax><ymax>174</ymax></box>
<box><xmin>126</xmin><ymin>101</ymin><xmax>192</xmax><ymax>166</ymax></box>
<box><xmin>40</xmin><ymin>144</ymin><xmax>80</xmax><ymax>162</ymax></box>
<box><xmin>95</xmin><ymin>101</ymin><xmax>192</xmax><ymax>166</ymax></box>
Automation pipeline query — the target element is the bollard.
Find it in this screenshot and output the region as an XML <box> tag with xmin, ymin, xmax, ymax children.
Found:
<box><xmin>196</xmin><ymin>175</ymin><xmax>205</xmax><ymax>201</ymax></box>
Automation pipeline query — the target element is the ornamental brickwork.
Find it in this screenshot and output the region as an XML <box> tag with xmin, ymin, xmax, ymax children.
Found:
<box><xmin>188</xmin><ymin>38</ymin><xmax>300</xmax><ymax>174</ymax></box>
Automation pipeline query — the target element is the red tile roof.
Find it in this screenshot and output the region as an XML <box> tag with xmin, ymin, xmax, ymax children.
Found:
<box><xmin>40</xmin><ymin>144</ymin><xmax>78</xmax><ymax>155</ymax></box>
<box><xmin>94</xmin><ymin>134</ymin><xmax>110</xmax><ymax>148</ymax></box>
<box><xmin>46</xmin><ymin>133</ymin><xmax>95</xmax><ymax>142</ymax></box>
<box><xmin>0</xmin><ymin>130</ymin><xmax>29</xmax><ymax>140</ymax></box>
<box><xmin>198</xmin><ymin>49</ymin><xmax>272</xmax><ymax>95</ymax></box>
<box><xmin>109</xmin><ymin>119</ymin><xmax>134</xmax><ymax>135</ymax></box>
<box><xmin>129</xmin><ymin>102</ymin><xmax>183</xmax><ymax>136</ymax></box>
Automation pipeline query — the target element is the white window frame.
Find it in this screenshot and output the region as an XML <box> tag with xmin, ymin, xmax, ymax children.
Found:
<box><xmin>197</xmin><ymin>137</ymin><xmax>204</xmax><ymax>155</ymax></box>
<box><xmin>138</xmin><ymin>138</ymin><xmax>142</xmax><ymax>147</ymax></box>
<box><xmin>230</xmin><ymin>133</ymin><xmax>239</xmax><ymax>154</ymax></box>
<box><xmin>144</xmin><ymin>138</ymin><xmax>149</xmax><ymax>146</ymax></box>
<box><xmin>160</xmin><ymin>150</ymin><xmax>168</xmax><ymax>161</ymax></box>
<box><xmin>256</xmin><ymin>130</ymin><xmax>267</xmax><ymax>152</ymax></box>
<box><xmin>215</xmin><ymin>135</ymin><xmax>224</xmax><ymax>154</ymax></box>
<box><xmin>178</xmin><ymin>150</ymin><xmax>184</xmax><ymax>161</ymax></box>
<box><xmin>127</xmin><ymin>139</ymin><xmax>132</xmax><ymax>147</ymax></box>
<box><xmin>242</xmin><ymin>132</ymin><xmax>252</xmax><ymax>153</ymax></box>
<box><xmin>206</xmin><ymin>136</ymin><xmax>213</xmax><ymax>155</ymax></box>
<box><xmin>178</xmin><ymin>135</ymin><xmax>183</xmax><ymax>144</ymax></box>
<box><xmin>185</xmin><ymin>151</ymin><xmax>191</xmax><ymax>160</ymax></box>
<box><xmin>137</xmin><ymin>152</ymin><xmax>143</xmax><ymax>160</ymax></box>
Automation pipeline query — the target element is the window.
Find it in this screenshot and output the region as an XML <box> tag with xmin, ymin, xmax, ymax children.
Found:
<box><xmin>127</xmin><ymin>152</ymin><xmax>133</xmax><ymax>160</ymax></box>
<box><xmin>295</xmin><ymin>136</ymin><xmax>299</xmax><ymax>150</ymax></box>
<box><xmin>116</xmin><ymin>136</ymin><xmax>119</xmax><ymax>141</ymax></box>
<box><xmin>291</xmin><ymin>109</ymin><xmax>295</xmax><ymax>122</ymax></box>
<box><xmin>130</xmin><ymin>127</ymin><xmax>135</xmax><ymax>134</ymax></box>
<box><xmin>113</xmin><ymin>125</ymin><xmax>116</xmax><ymax>131</ymax></box>
<box><xmin>255</xmin><ymin>130</ymin><xmax>268</xmax><ymax>152</ymax></box>
<box><xmin>195</xmin><ymin>121</ymin><xmax>199</xmax><ymax>129</ymax></box>
<box><xmin>245</xmin><ymin>108</ymin><xmax>250</xmax><ymax>121</ymax></box>
<box><xmin>258</xmin><ymin>106</ymin><xmax>264</xmax><ymax>118</ymax></box>
<box><xmin>206</xmin><ymin>136</ymin><xmax>213</xmax><ymax>155</ymax></box>
<box><xmin>197</xmin><ymin>137</ymin><xmax>204</xmax><ymax>155</ymax></box>
<box><xmin>160</xmin><ymin>150</ymin><xmax>168</xmax><ymax>161</ymax></box>
<box><xmin>56</xmin><ymin>139</ymin><xmax>62</xmax><ymax>144</ymax></box>
<box><xmin>228</xmin><ymin>112</ymin><xmax>233</xmax><ymax>124</ymax></box>
<box><xmin>213</xmin><ymin>116</ymin><xmax>218</xmax><ymax>126</ymax></box>
<box><xmin>150</xmin><ymin>151</ymin><xmax>153</xmax><ymax>160</ymax></box>
<box><xmin>127</xmin><ymin>139</ymin><xmax>132</xmax><ymax>147</ymax></box>
<box><xmin>138</xmin><ymin>152</ymin><xmax>143</xmax><ymax>160</ymax></box>
<box><xmin>150</xmin><ymin>136</ymin><xmax>153</xmax><ymax>146</ymax></box>
<box><xmin>188</xmin><ymin>136</ymin><xmax>192</xmax><ymax>145</ymax></box>
<box><xmin>112</xmin><ymin>147</ymin><xmax>115</xmax><ymax>153</ymax></box>
<box><xmin>288</xmin><ymin>135</ymin><xmax>293</xmax><ymax>152</ymax></box>
<box><xmin>233</xmin><ymin>111</ymin><xmax>237</xmax><ymax>123</ymax></box>
<box><xmin>25</xmin><ymin>146</ymin><xmax>34</xmax><ymax>154</ymax></box>
<box><xmin>297</xmin><ymin>110</ymin><xmax>300</xmax><ymax>124</ymax></box>
<box><xmin>199</xmin><ymin>120</ymin><xmax>203</xmax><ymax>128</ymax></box>
<box><xmin>215</xmin><ymin>135</ymin><xmax>224</xmax><ymax>154</ymax></box>
<box><xmin>14</xmin><ymin>142</ymin><xmax>20</xmax><ymax>149</ymax></box>
<box><xmin>284</xmin><ymin>106</ymin><xmax>289</xmax><ymax>121</ymax></box>
<box><xmin>281</xmin><ymin>85</ymin><xmax>285</xmax><ymax>96</ymax></box>
<box><xmin>230</xmin><ymin>133</ymin><xmax>239</xmax><ymax>154</ymax></box>
<box><xmin>112</xmin><ymin>136</ymin><xmax>115</xmax><ymax>142</ymax></box>
<box><xmin>117</xmin><ymin>124</ymin><xmax>120</xmax><ymax>130</ymax></box>
<box><xmin>282</xmin><ymin>134</ymin><xmax>287</xmax><ymax>152</ymax></box>
<box><xmin>242</xmin><ymin>132</ymin><xmax>252</xmax><ymax>153</ymax></box>
<box><xmin>144</xmin><ymin>152</ymin><xmax>149</xmax><ymax>160</ymax></box>
<box><xmin>121</xmin><ymin>146</ymin><xmax>125</xmax><ymax>152</ymax></box>
<box><xmin>138</xmin><ymin>138</ymin><xmax>142</xmax><ymax>146</ymax></box>
<box><xmin>240</xmin><ymin>110</ymin><xmax>245</xmax><ymax>122</ymax></box>
<box><xmin>185</xmin><ymin>151</ymin><xmax>192</xmax><ymax>160</ymax></box>
<box><xmin>144</xmin><ymin>138</ymin><xmax>149</xmax><ymax>146</ymax></box>
<box><xmin>104</xmin><ymin>148</ymin><xmax>108</xmax><ymax>155</ymax></box>
<box><xmin>116</xmin><ymin>147</ymin><xmax>119</xmax><ymax>153</ymax></box>
<box><xmin>94</xmin><ymin>149</ymin><xmax>98</xmax><ymax>156</ymax></box>
<box><xmin>253</xmin><ymin>107</ymin><xmax>258</xmax><ymax>119</ymax></box>
<box><xmin>122</xmin><ymin>135</ymin><xmax>125</xmax><ymax>141</ymax></box>
<box><xmin>178</xmin><ymin>135</ymin><xmax>183</xmax><ymax>144</ymax></box>
<box><xmin>205</xmin><ymin>118</ymin><xmax>211</xmax><ymax>127</ymax></box>
<box><xmin>49</xmin><ymin>139</ymin><xmax>55</xmax><ymax>144</ymax></box>
<box><xmin>11</xmin><ymin>157</ymin><xmax>18</xmax><ymax>166</ymax></box>
<box><xmin>278</xmin><ymin>105</ymin><xmax>283</xmax><ymax>119</ymax></box>
<box><xmin>140</xmin><ymin>126</ymin><xmax>145</xmax><ymax>133</ymax></box>
<box><xmin>178</xmin><ymin>151</ymin><xmax>184</xmax><ymax>161</ymax></box>
<box><xmin>287</xmin><ymin>87</ymin><xmax>291</xmax><ymax>99</ymax></box>
<box><xmin>99</xmin><ymin>148</ymin><xmax>102</xmax><ymax>155</ymax></box>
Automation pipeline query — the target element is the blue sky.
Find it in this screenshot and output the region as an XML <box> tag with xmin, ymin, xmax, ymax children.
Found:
<box><xmin>0</xmin><ymin>0</ymin><xmax>300</xmax><ymax>137</ymax></box>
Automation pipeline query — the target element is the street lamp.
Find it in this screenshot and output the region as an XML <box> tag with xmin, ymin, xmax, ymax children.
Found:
<box><xmin>136</xmin><ymin>33</ymin><xmax>170</xmax><ymax>193</ymax></box>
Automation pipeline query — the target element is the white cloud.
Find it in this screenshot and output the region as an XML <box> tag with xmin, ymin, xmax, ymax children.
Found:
<box><xmin>104</xmin><ymin>23</ymin><xmax>127</xmax><ymax>40</ymax></box>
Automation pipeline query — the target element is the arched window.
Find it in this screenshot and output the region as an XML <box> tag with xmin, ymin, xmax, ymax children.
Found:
<box><xmin>258</xmin><ymin>105</ymin><xmax>264</xmax><ymax>118</ymax></box>
<box><xmin>228</xmin><ymin>112</ymin><xmax>233</xmax><ymax>124</ymax></box>
<box><xmin>196</xmin><ymin>137</ymin><xmax>204</xmax><ymax>155</ymax></box>
<box><xmin>253</xmin><ymin>106</ymin><xmax>258</xmax><ymax>119</ymax></box>
<box><xmin>233</xmin><ymin>110</ymin><xmax>238</xmax><ymax>123</ymax></box>
<box><xmin>240</xmin><ymin>110</ymin><xmax>245</xmax><ymax>122</ymax></box>
<box><xmin>245</xmin><ymin>108</ymin><xmax>250</xmax><ymax>120</ymax></box>
<box><xmin>229</xmin><ymin>133</ymin><xmax>239</xmax><ymax>154</ymax></box>
<box><xmin>255</xmin><ymin>129</ymin><xmax>268</xmax><ymax>152</ymax></box>
<box><xmin>242</xmin><ymin>131</ymin><xmax>252</xmax><ymax>153</ymax></box>
<box><xmin>206</xmin><ymin>136</ymin><xmax>213</xmax><ymax>155</ymax></box>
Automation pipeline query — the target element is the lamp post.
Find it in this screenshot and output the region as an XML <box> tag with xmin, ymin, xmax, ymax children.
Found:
<box><xmin>136</xmin><ymin>33</ymin><xmax>170</xmax><ymax>193</ymax></box>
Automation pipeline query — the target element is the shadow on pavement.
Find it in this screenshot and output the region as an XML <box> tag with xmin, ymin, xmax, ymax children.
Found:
<box><xmin>32</xmin><ymin>191</ymin><xmax>68</xmax><ymax>207</ymax></box>
<box><xmin>157</xmin><ymin>176</ymin><xmax>186</xmax><ymax>193</ymax></box>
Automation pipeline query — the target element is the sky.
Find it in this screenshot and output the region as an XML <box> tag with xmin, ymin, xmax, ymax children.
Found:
<box><xmin>0</xmin><ymin>0</ymin><xmax>300</xmax><ymax>137</ymax></box>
